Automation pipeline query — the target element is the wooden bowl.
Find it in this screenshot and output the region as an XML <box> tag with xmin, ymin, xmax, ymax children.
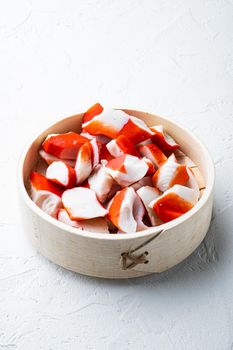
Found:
<box><xmin>18</xmin><ymin>109</ymin><xmax>214</xmax><ymax>279</ymax></box>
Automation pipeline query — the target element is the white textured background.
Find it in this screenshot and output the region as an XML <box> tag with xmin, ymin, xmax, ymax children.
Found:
<box><xmin>0</xmin><ymin>1</ymin><xmax>233</xmax><ymax>349</ymax></box>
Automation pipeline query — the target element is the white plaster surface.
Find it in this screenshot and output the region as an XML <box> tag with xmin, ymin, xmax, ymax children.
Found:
<box><xmin>0</xmin><ymin>0</ymin><xmax>233</xmax><ymax>349</ymax></box>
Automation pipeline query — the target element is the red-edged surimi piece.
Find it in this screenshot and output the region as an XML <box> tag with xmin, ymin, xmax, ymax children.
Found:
<box><xmin>30</xmin><ymin>172</ymin><xmax>63</xmax><ymax>197</ymax></box>
<box><xmin>82</xmin><ymin>103</ymin><xmax>104</xmax><ymax>123</ymax></box>
<box><xmin>130</xmin><ymin>176</ymin><xmax>153</xmax><ymax>191</ymax></box>
<box><xmin>150</xmin><ymin>125</ymin><xmax>179</xmax><ymax>153</ymax></box>
<box><xmin>106</xmin><ymin>135</ymin><xmax>140</xmax><ymax>158</ymax></box>
<box><xmin>120</xmin><ymin>116</ymin><xmax>153</xmax><ymax>144</ymax></box>
<box><xmin>62</xmin><ymin>187</ymin><xmax>108</xmax><ymax>220</ymax></box>
<box><xmin>186</xmin><ymin>168</ymin><xmax>200</xmax><ymax>199</ymax></box>
<box><xmin>106</xmin><ymin>154</ymin><xmax>148</xmax><ymax>187</ymax></box>
<box><xmin>75</xmin><ymin>139</ymin><xmax>101</xmax><ymax>184</ymax></box>
<box><xmin>46</xmin><ymin>161</ymin><xmax>76</xmax><ymax>188</ymax></box>
<box><xmin>139</xmin><ymin>144</ymin><xmax>167</xmax><ymax>169</ymax></box>
<box><xmin>99</xmin><ymin>144</ymin><xmax>114</xmax><ymax>162</ymax></box>
<box><xmin>80</xmin><ymin>131</ymin><xmax>111</xmax><ymax>144</ymax></box>
<box><xmin>107</xmin><ymin>187</ymin><xmax>137</xmax><ymax>233</ymax></box>
<box><xmin>91</xmin><ymin>138</ymin><xmax>101</xmax><ymax>168</ymax></box>
<box><xmin>30</xmin><ymin>172</ymin><xmax>63</xmax><ymax>218</ymax></box>
<box><xmin>39</xmin><ymin>149</ymin><xmax>75</xmax><ymax>167</ymax></box>
<box><xmin>75</xmin><ymin>141</ymin><xmax>93</xmax><ymax>184</ymax></box>
<box><xmin>87</xmin><ymin>164</ymin><xmax>114</xmax><ymax>203</ymax></box>
<box><xmin>152</xmin><ymin>154</ymin><xmax>189</xmax><ymax>192</ymax></box>
<box><xmin>142</xmin><ymin>157</ymin><xmax>156</xmax><ymax>175</ymax></box>
<box><xmin>149</xmin><ymin>184</ymin><xmax>199</xmax><ymax>223</ymax></box>
<box><xmin>42</xmin><ymin>132</ymin><xmax>88</xmax><ymax>160</ymax></box>
<box><xmin>133</xmin><ymin>193</ymin><xmax>148</xmax><ymax>231</ymax></box>
<box><xmin>82</xmin><ymin>109</ymin><xmax>130</xmax><ymax>139</ymax></box>
<box><xmin>137</xmin><ymin>186</ymin><xmax>162</xmax><ymax>226</ymax></box>
<box><xmin>57</xmin><ymin>209</ymin><xmax>109</xmax><ymax>233</ymax></box>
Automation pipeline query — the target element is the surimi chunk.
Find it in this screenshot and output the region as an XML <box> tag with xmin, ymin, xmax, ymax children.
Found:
<box><xmin>82</xmin><ymin>103</ymin><xmax>104</xmax><ymax>123</ymax></box>
<box><xmin>39</xmin><ymin>150</ymin><xmax>75</xmax><ymax>167</ymax></box>
<box><xmin>137</xmin><ymin>186</ymin><xmax>162</xmax><ymax>226</ymax></box>
<box><xmin>62</xmin><ymin>187</ymin><xmax>108</xmax><ymax>220</ymax></box>
<box><xmin>152</xmin><ymin>154</ymin><xmax>189</xmax><ymax>192</ymax></box>
<box><xmin>139</xmin><ymin>144</ymin><xmax>167</xmax><ymax>169</ymax></box>
<box><xmin>150</xmin><ymin>125</ymin><xmax>179</xmax><ymax>153</ymax></box>
<box><xmin>75</xmin><ymin>139</ymin><xmax>101</xmax><ymax>184</ymax></box>
<box><xmin>46</xmin><ymin>161</ymin><xmax>76</xmax><ymax>188</ymax></box>
<box><xmin>106</xmin><ymin>135</ymin><xmax>140</xmax><ymax>158</ymax></box>
<box><xmin>149</xmin><ymin>184</ymin><xmax>199</xmax><ymax>223</ymax></box>
<box><xmin>120</xmin><ymin>116</ymin><xmax>153</xmax><ymax>144</ymax></box>
<box><xmin>105</xmin><ymin>154</ymin><xmax>148</xmax><ymax>187</ymax></box>
<box><xmin>30</xmin><ymin>172</ymin><xmax>63</xmax><ymax>218</ymax></box>
<box><xmin>58</xmin><ymin>209</ymin><xmax>108</xmax><ymax>233</ymax></box>
<box><xmin>42</xmin><ymin>132</ymin><xmax>88</xmax><ymax>160</ymax></box>
<box><xmin>133</xmin><ymin>193</ymin><xmax>148</xmax><ymax>231</ymax></box>
<box><xmin>87</xmin><ymin>164</ymin><xmax>114</xmax><ymax>202</ymax></box>
<box><xmin>82</xmin><ymin>109</ymin><xmax>130</xmax><ymax>139</ymax></box>
<box><xmin>107</xmin><ymin>187</ymin><xmax>137</xmax><ymax>233</ymax></box>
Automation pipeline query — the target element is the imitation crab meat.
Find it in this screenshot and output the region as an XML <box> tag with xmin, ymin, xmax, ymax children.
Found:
<box><xmin>62</xmin><ymin>187</ymin><xmax>108</xmax><ymax>220</ymax></box>
<box><xmin>42</xmin><ymin>132</ymin><xmax>88</xmax><ymax>160</ymax></box>
<box><xmin>58</xmin><ymin>209</ymin><xmax>108</xmax><ymax>233</ymax></box>
<box><xmin>105</xmin><ymin>154</ymin><xmax>148</xmax><ymax>187</ymax></box>
<box><xmin>46</xmin><ymin>161</ymin><xmax>76</xmax><ymax>188</ymax></box>
<box><xmin>150</xmin><ymin>125</ymin><xmax>179</xmax><ymax>153</ymax></box>
<box><xmin>149</xmin><ymin>184</ymin><xmax>199</xmax><ymax>223</ymax></box>
<box><xmin>30</xmin><ymin>104</ymin><xmax>202</xmax><ymax>233</ymax></box>
<box><xmin>152</xmin><ymin>154</ymin><xmax>189</xmax><ymax>192</ymax></box>
<box><xmin>30</xmin><ymin>172</ymin><xmax>63</xmax><ymax>218</ymax></box>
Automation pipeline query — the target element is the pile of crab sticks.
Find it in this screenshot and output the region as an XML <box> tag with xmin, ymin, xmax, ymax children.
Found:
<box><xmin>30</xmin><ymin>103</ymin><xmax>200</xmax><ymax>233</ymax></box>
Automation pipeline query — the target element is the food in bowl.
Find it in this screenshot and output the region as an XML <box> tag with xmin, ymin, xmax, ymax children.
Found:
<box><xmin>29</xmin><ymin>103</ymin><xmax>202</xmax><ymax>234</ymax></box>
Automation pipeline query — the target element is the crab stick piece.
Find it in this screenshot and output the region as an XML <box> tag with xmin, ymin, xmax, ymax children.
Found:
<box><xmin>75</xmin><ymin>139</ymin><xmax>101</xmax><ymax>184</ymax></box>
<box><xmin>30</xmin><ymin>172</ymin><xmax>63</xmax><ymax>197</ymax></box>
<box><xmin>142</xmin><ymin>157</ymin><xmax>156</xmax><ymax>175</ymax></box>
<box><xmin>87</xmin><ymin>164</ymin><xmax>114</xmax><ymax>203</ymax></box>
<box><xmin>62</xmin><ymin>187</ymin><xmax>108</xmax><ymax>220</ymax></box>
<box><xmin>46</xmin><ymin>161</ymin><xmax>76</xmax><ymax>188</ymax></box>
<box><xmin>120</xmin><ymin>116</ymin><xmax>153</xmax><ymax>144</ymax></box>
<box><xmin>150</xmin><ymin>125</ymin><xmax>179</xmax><ymax>153</ymax></box>
<box><xmin>30</xmin><ymin>172</ymin><xmax>63</xmax><ymax>218</ymax></box>
<box><xmin>80</xmin><ymin>131</ymin><xmax>110</xmax><ymax>144</ymax></box>
<box><xmin>57</xmin><ymin>209</ymin><xmax>109</xmax><ymax>233</ymax></box>
<box><xmin>149</xmin><ymin>184</ymin><xmax>199</xmax><ymax>223</ymax></box>
<box><xmin>130</xmin><ymin>176</ymin><xmax>153</xmax><ymax>191</ymax></box>
<box><xmin>39</xmin><ymin>150</ymin><xmax>75</xmax><ymax>167</ymax></box>
<box><xmin>106</xmin><ymin>135</ymin><xmax>140</xmax><ymax>158</ymax></box>
<box><xmin>133</xmin><ymin>193</ymin><xmax>148</xmax><ymax>231</ymax></box>
<box><xmin>75</xmin><ymin>141</ymin><xmax>93</xmax><ymax>184</ymax></box>
<box><xmin>99</xmin><ymin>144</ymin><xmax>114</xmax><ymax>162</ymax></box>
<box><xmin>91</xmin><ymin>138</ymin><xmax>101</xmax><ymax>168</ymax></box>
<box><xmin>139</xmin><ymin>144</ymin><xmax>167</xmax><ymax>169</ymax></box>
<box><xmin>42</xmin><ymin>132</ymin><xmax>88</xmax><ymax>160</ymax></box>
<box><xmin>152</xmin><ymin>154</ymin><xmax>189</xmax><ymax>192</ymax></box>
<box><xmin>106</xmin><ymin>154</ymin><xmax>148</xmax><ymax>187</ymax></box>
<box><xmin>82</xmin><ymin>103</ymin><xmax>104</xmax><ymax>123</ymax></box>
<box><xmin>186</xmin><ymin>168</ymin><xmax>200</xmax><ymax>199</ymax></box>
<box><xmin>82</xmin><ymin>109</ymin><xmax>130</xmax><ymax>139</ymax></box>
<box><xmin>137</xmin><ymin>186</ymin><xmax>162</xmax><ymax>226</ymax></box>
<box><xmin>107</xmin><ymin>187</ymin><xmax>137</xmax><ymax>233</ymax></box>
